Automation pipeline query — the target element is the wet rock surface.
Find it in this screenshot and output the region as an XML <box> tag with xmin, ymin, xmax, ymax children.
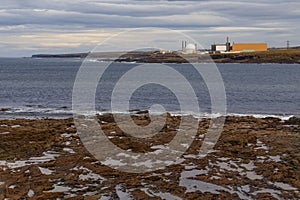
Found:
<box><xmin>0</xmin><ymin>114</ymin><xmax>299</xmax><ymax>199</ymax></box>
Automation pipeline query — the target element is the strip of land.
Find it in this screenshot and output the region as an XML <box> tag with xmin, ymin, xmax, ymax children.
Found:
<box><xmin>32</xmin><ymin>48</ymin><xmax>300</xmax><ymax>64</ymax></box>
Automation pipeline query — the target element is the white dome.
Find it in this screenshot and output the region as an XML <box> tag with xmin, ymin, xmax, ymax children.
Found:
<box><xmin>186</xmin><ymin>43</ymin><xmax>196</xmax><ymax>50</ymax></box>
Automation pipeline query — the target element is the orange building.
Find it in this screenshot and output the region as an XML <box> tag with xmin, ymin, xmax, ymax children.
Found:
<box><xmin>232</xmin><ymin>43</ymin><xmax>268</xmax><ymax>52</ymax></box>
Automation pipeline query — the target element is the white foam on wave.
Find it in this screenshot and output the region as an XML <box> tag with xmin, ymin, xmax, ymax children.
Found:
<box><xmin>1</xmin><ymin>106</ymin><xmax>296</xmax><ymax>121</ymax></box>
<box><xmin>228</xmin><ymin>113</ymin><xmax>294</xmax><ymax>121</ymax></box>
<box><xmin>0</xmin><ymin>106</ymin><xmax>73</xmax><ymax>119</ymax></box>
<box><xmin>97</xmin><ymin>110</ymin><xmax>295</xmax><ymax>121</ymax></box>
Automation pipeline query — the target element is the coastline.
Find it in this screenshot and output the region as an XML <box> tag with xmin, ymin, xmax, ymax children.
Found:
<box><xmin>0</xmin><ymin>106</ymin><xmax>297</xmax><ymax>121</ymax></box>
<box><xmin>31</xmin><ymin>49</ymin><xmax>300</xmax><ymax>64</ymax></box>
<box><xmin>1</xmin><ymin>113</ymin><xmax>299</xmax><ymax>199</ymax></box>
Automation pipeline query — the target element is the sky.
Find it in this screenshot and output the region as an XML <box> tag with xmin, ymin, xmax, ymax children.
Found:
<box><xmin>0</xmin><ymin>0</ymin><xmax>299</xmax><ymax>57</ymax></box>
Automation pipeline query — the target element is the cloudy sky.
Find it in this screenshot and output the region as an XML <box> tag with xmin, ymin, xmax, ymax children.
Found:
<box><xmin>0</xmin><ymin>0</ymin><xmax>299</xmax><ymax>57</ymax></box>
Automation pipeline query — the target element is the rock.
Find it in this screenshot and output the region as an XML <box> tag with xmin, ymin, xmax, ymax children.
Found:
<box><xmin>0</xmin><ymin>114</ymin><xmax>300</xmax><ymax>199</ymax></box>
<box><xmin>285</xmin><ymin>117</ymin><xmax>300</xmax><ymax>125</ymax></box>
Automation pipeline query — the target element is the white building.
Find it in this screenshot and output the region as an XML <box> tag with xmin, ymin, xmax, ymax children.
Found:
<box><xmin>181</xmin><ymin>41</ymin><xmax>197</xmax><ymax>54</ymax></box>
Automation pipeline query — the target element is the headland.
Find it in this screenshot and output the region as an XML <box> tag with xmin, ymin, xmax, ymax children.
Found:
<box><xmin>32</xmin><ymin>48</ymin><xmax>300</xmax><ymax>64</ymax></box>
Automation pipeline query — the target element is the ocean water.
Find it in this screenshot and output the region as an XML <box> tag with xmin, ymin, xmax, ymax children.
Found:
<box><xmin>0</xmin><ymin>57</ymin><xmax>299</xmax><ymax>119</ymax></box>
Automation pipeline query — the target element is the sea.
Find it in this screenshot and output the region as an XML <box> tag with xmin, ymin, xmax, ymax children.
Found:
<box><xmin>0</xmin><ymin>57</ymin><xmax>299</xmax><ymax>119</ymax></box>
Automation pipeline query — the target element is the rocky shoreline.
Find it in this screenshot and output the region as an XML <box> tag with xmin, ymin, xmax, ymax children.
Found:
<box><xmin>0</xmin><ymin>114</ymin><xmax>300</xmax><ymax>199</ymax></box>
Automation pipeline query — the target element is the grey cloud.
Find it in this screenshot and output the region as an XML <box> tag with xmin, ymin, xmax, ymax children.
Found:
<box><xmin>0</xmin><ymin>0</ymin><xmax>299</xmax><ymax>56</ymax></box>
<box><xmin>0</xmin><ymin>0</ymin><xmax>299</xmax><ymax>29</ymax></box>
<box><xmin>0</xmin><ymin>8</ymin><xmax>231</xmax><ymax>28</ymax></box>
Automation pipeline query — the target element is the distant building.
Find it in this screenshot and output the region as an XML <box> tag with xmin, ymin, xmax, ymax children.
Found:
<box><xmin>231</xmin><ymin>43</ymin><xmax>268</xmax><ymax>52</ymax></box>
<box><xmin>159</xmin><ymin>49</ymin><xmax>172</xmax><ymax>54</ymax></box>
<box><xmin>211</xmin><ymin>37</ymin><xmax>231</xmax><ymax>53</ymax></box>
<box><xmin>185</xmin><ymin>43</ymin><xmax>197</xmax><ymax>54</ymax></box>
<box><xmin>181</xmin><ymin>41</ymin><xmax>197</xmax><ymax>54</ymax></box>
<box><xmin>211</xmin><ymin>37</ymin><xmax>268</xmax><ymax>53</ymax></box>
<box><xmin>211</xmin><ymin>44</ymin><xmax>229</xmax><ymax>52</ymax></box>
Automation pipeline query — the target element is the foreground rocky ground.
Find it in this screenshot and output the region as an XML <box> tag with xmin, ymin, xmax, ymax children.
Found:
<box><xmin>0</xmin><ymin>114</ymin><xmax>299</xmax><ymax>199</ymax></box>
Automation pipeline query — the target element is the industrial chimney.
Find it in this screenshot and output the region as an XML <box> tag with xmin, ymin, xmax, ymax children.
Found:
<box><xmin>226</xmin><ymin>36</ymin><xmax>231</xmax><ymax>52</ymax></box>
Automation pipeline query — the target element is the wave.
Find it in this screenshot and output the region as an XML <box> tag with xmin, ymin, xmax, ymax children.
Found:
<box><xmin>0</xmin><ymin>106</ymin><xmax>73</xmax><ymax>119</ymax></box>
<box><xmin>65</xmin><ymin>110</ymin><xmax>297</xmax><ymax>121</ymax></box>
<box><xmin>0</xmin><ymin>106</ymin><xmax>296</xmax><ymax>121</ymax></box>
